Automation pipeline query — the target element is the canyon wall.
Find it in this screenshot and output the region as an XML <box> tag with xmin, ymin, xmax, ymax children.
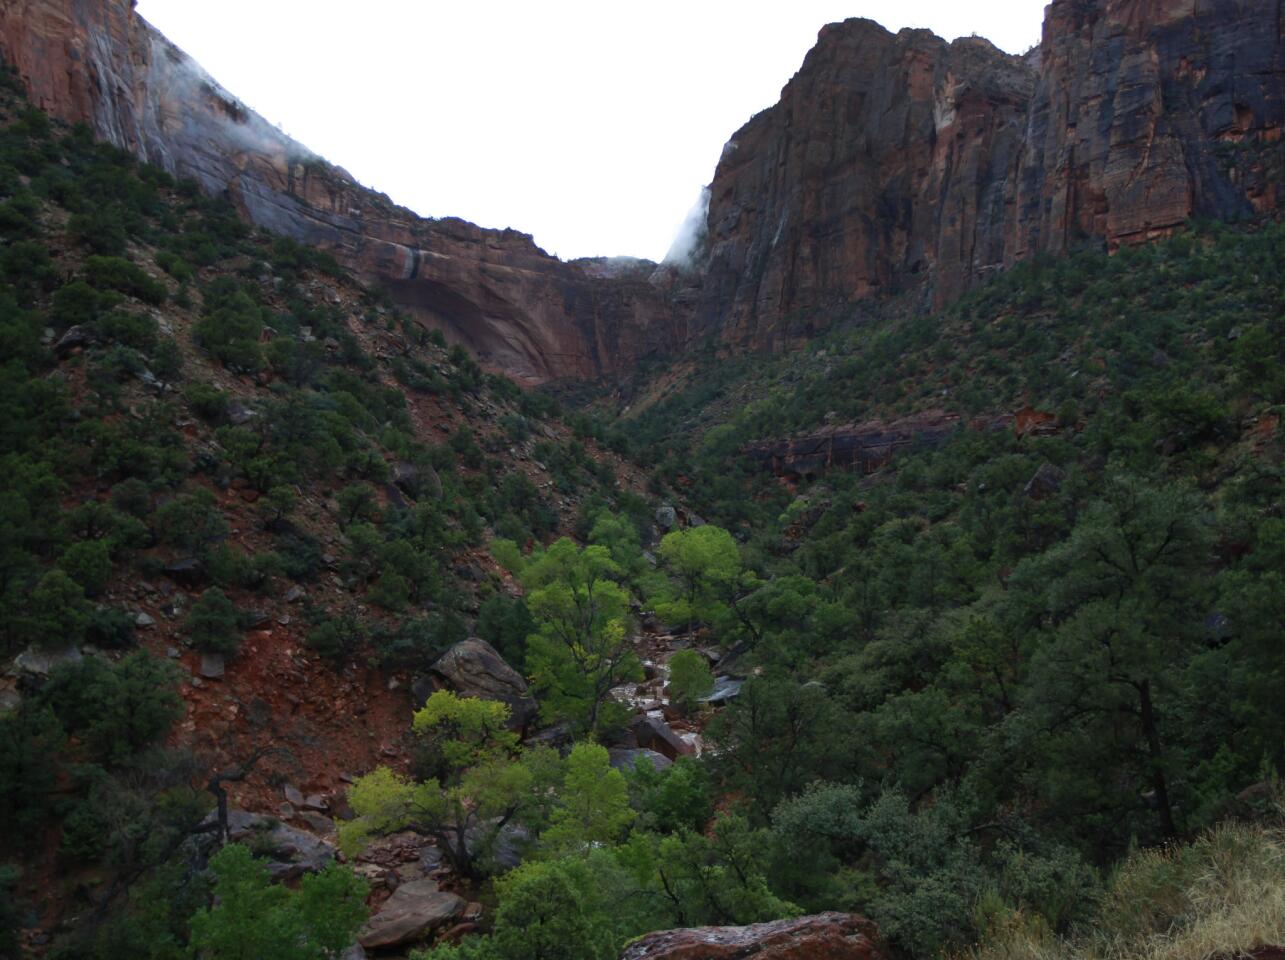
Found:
<box><xmin>0</xmin><ymin>0</ymin><xmax>1280</xmax><ymax>381</ymax></box>
<box><xmin>0</xmin><ymin>0</ymin><xmax>686</xmax><ymax>384</ymax></box>
<box><xmin>693</xmin><ymin>0</ymin><xmax>1283</xmax><ymax>348</ymax></box>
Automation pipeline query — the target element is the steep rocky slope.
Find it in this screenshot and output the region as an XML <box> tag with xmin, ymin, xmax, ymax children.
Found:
<box><xmin>0</xmin><ymin>0</ymin><xmax>686</xmax><ymax>384</ymax></box>
<box><xmin>1</xmin><ymin>0</ymin><xmax>1279</xmax><ymax>380</ymax></box>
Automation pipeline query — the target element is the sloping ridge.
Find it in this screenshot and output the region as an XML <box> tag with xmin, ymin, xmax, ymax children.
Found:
<box><xmin>0</xmin><ymin>0</ymin><xmax>689</xmax><ymax>384</ymax></box>
<box><xmin>1</xmin><ymin>0</ymin><xmax>1280</xmax><ymax>382</ymax></box>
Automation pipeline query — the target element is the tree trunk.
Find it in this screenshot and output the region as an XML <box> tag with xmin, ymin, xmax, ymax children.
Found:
<box><xmin>1138</xmin><ymin>678</ymin><xmax>1178</xmax><ymax>838</ymax></box>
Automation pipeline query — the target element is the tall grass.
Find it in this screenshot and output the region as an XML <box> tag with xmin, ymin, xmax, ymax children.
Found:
<box><xmin>967</xmin><ymin>819</ymin><xmax>1285</xmax><ymax>960</ymax></box>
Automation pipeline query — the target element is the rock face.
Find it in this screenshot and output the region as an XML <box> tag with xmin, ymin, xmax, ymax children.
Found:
<box><xmin>694</xmin><ymin>1</ymin><xmax>1283</xmax><ymax>346</ymax></box>
<box><xmin>1</xmin><ymin>0</ymin><xmax>1280</xmax><ymax>379</ymax></box>
<box><xmin>428</xmin><ymin>638</ymin><xmax>538</xmax><ymax>731</ymax></box>
<box><xmin>0</xmin><ymin>0</ymin><xmax>684</xmax><ymax>384</ymax></box>
<box><xmin>620</xmin><ymin>912</ymin><xmax>884</xmax><ymax>960</ymax></box>
<box><xmin>694</xmin><ymin>27</ymin><xmax>1034</xmax><ymax>347</ymax></box>
<box><xmin>1011</xmin><ymin>0</ymin><xmax>1284</xmax><ymax>261</ymax></box>
<box><xmin>743</xmin><ymin>410</ymin><xmax>964</xmax><ymax>479</ymax></box>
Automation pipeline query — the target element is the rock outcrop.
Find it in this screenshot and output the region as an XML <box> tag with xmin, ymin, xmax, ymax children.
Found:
<box><xmin>743</xmin><ymin>410</ymin><xmax>964</xmax><ymax>479</ymax></box>
<box><xmin>620</xmin><ymin>912</ymin><xmax>884</xmax><ymax>960</ymax></box>
<box><xmin>428</xmin><ymin>638</ymin><xmax>538</xmax><ymax>731</ymax></box>
<box><xmin>1</xmin><ymin>0</ymin><xmax>1279</xmax><ymax>380</ymax></box>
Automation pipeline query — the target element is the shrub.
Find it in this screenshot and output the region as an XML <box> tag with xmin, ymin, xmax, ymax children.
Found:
<box><xmin>50</xmin><ymin>279</ymin><xmax>120</xmax><ymax>331</ymax></box>
<box><xmin>57</xmin><ymin>539</ymin><xmax>113</xmax><ymax>596</ymax></box>
<box><xmin>186</xmin><ymin>587</ymin><xmax>240</xmax><ymax>655</ymax></box>
<box><xmin>184</xmin><ymin>381</ymin><xmax>229</xmax><ymax>422</ymax></box>
<box><xmin>83</xmin><ymin>255</ymin><xmax>167</xmax><ymax>305</ymax></box>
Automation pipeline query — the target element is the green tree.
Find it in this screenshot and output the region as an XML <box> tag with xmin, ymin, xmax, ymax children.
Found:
<box><xmin>21</xmin><ymin>569</ymin><xmax>92</xmax><ymax>649</ymax></box>
<box><xmin>41</xmin><ymin>651</ymin><xmax>182</xmax><ymax>765</ymax></box>
<box><xmin>58</xmin><ymin>538</ymin><xmax>113</xmax><ymax>596</ymax></box>
<box><xmin>1013</xmin><ymin>475</ymin><xmax>1214</xmax><ymax>840</ymax></box>
<box><xmin>543</xmin><ymin>742</ymin><xmax>634</xmax><ymax>854</ymax></box>
<box><xmin>653</xmin><ymin>525</ymin><xmax>744</xmax><ymax>642</ymax></box>
<box><xmin>187</xmin><ymin>843</ymin><xmax>368</xmax><ymax>960</ymax></box>
<box><xmin>414</xmin><ymin>853</ymin><xmax>649</xmax><ymax>960</ymax></box>
<box><xmin>665</xmin><ymin>649</ymin><xmax>714</xmax><ymax>715</ymax></box>
<box><xmin>0</xmin><ymin>705</ymin><xmax>63</xmax><ymax>848</ymax></box>
<box><xmin>509</xmin><ymin>537</ymin><xmax>640</xmax><ymax>735</ymax></box>
<box><xmin>0</xmin><ymin>863</ymin><xmax>23</xmax><ymax>958</ymax></box>
<box><xmin>706</xmin><ymin>674</ymin><xmax>848</xmax><ymax>821</ymax></box>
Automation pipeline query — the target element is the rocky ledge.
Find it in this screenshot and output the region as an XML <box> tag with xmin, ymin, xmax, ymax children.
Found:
<box><xmin>620</xmin><ymin>912</ymin><xmax>884</xmax><ymax>960</ymax></box>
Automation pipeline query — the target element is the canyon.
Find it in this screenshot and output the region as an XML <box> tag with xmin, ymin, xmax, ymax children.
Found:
<box><xmin>0</xmin><ymin>0</ymin><xmax>1281</xmax><ymax>385</ymax></box>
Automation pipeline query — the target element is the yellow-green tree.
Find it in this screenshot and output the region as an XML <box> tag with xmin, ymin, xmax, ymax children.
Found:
<box><xmin>543</xmin><ymin>742</ymin><xmax>634</xmax><ymax>854</ymax></box>
<box><xmin>339</xmin><ymin>692</ymin><xmax>556</xmax><ymax>878</ymax></box>
<box><xmin>495</xmin><ymin>537</ymin><xmax>640</xmax><ymax>736</ymax></box>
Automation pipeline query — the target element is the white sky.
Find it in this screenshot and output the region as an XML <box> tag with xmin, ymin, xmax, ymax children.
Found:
<box><xmin>134</xmin><ymin>2</ymin><xmax>1045</xmax><ymax>262</ymax></box>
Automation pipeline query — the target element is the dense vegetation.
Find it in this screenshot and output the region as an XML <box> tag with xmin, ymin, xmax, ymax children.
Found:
<box><xmin>0</xmin><ymin>76</ymin><xmax>643</xmax><ymax>958</ymax></box>
<box><xmin>2</xmin><ymin>61</ymin><xmax>1283</xmax><ymax>960</ymax></box>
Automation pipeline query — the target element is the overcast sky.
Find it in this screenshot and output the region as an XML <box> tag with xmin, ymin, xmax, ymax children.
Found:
<box><xmin>134</xmin><ymin>1</ymin><xmax>1045</xmax><ymax>262</ymax></box>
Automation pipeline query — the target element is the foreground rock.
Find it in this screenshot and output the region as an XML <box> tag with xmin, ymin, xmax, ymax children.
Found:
<box><xmin>620</xmin><ymin>912</ymin><xmax>884</xmax><ymax>960</ymax></box>
<box><xmin>357</xmin><ymin>879</ymin><xmax>465</xmax><ymax>951</ymax></box>
<box><xmin>428</xmin><ymin>638</ymin><xmax>538</xmax><ymax>730</ymax></box>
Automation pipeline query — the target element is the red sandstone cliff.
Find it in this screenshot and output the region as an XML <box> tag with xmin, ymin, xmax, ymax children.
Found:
<box><xmin>693</xmin><ymin>1</ymin><xmax>1283</xmax><ymax>347</ymax></box>
<box><xmin>0</xmin><ymin>0</ymin><xmax>686</xmax><ymax>384</ymax></box>
<box><xmin>0</xmin><ymin>0</ymin><xmax>1280</xmax><ymax>380</ymax></box>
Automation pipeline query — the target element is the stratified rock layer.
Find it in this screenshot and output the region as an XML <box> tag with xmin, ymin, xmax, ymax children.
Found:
<box><xmin>619</xmin><ymin>912</ymin><xmax>884</xmax><ymax>960</ymax></box>
<box><xmin>1</xmin><ymin>0</ymin><xmax>1280</xmax><ymax>380</ymax></box>
<box><xmin>0</xmin><ymin>0</ymin><xmax>682</xmax><ymax>384</ymax></box>
<box><xmin>695</xmin><ymin>1</ymin><xmax>1283</xmax><ymax>347</ymax></box>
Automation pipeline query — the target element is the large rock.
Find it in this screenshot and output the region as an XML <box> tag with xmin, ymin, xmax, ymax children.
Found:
<box><xmin>357</xmin><ymin>879</ymin><xmax>465</xmax><ymax>951</ymax></box>
<box><xmin>214</xmin><ymin>809</ymin><xmax>335</xmax><ymax>881</ymax></box>
<box><xmin>608</xmin><ymin>748</ymin><xmax>673</xmax><ymax>773</ymax></box>
<box><xmin>12</xmin><ymin>644</ymin><xmax>82</xmax><ymax>679</ymax></box>
<box><xmin>429</xmin><ymin>638</ymin><xmax>537</xmax><ymax>730</ymax></box>
<box><xmin>694</xmin><ymin>2</ymin><xmax>1283</xmax><ymax>347</ymax></box>
<box><xmin>620</xmin><ymin>912</ymin><xmax>884</xmax><ymax>960</ymax></box>
<box><xmin>630</xmin><ymin>715</ymin><xmax>695</xmax><ymax>762</ymax></box>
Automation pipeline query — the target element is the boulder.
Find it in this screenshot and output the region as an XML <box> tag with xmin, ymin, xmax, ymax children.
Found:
<box><xmin>13</xmin><ymin>644</ymin><xmax>82</xmax><ymax>679</ymax></box>
<box><xmin>429</xmin><ymin>638</ymin><xmax>537</xmax><ymax>730</ymax></box>
<box><xmin>199</xmin><ymin>653</ymin><xmax>225</xmax><ymax>680</ymax></box>
<box><xmin>630</xmin><ymin>715</ymin><xmax>695</xmax><ymax>762</ymax></box>
<box><xmin>620</xmin><ymin>912</ymin><xmax>884</xmax><ymax>960</ymax></box>
<box><xmin>53</xmin><ymin>324</ymin><xmax>98</xmax><ymax>357</ymax></box>
<box><xmin>213</xmin><ymin>809</ymin><xmax>335</xmax><ymax>881</ymax></box>
<box><xmin>609</xmin><ymin>748</ymin><xmax>673</xmax><ymax>773</ymax></box>
<box><xmin>164</xmin><ymin>557</ymin><xmax>206</xmax><ymax>586</ymax></box>
<box><xmin>0</xmin><ymin>686</ymin><xmax>21</xmax><ymax>715</ymax></box>
<box><xmin>463</xmin><ymin>821</ymin><xmax>531</xmax><ymax>872</ymax></box>
<box><xmin>357</xmin><ymin>880</ymin><xmax>465</xmax><ymax>951</ymax></box>
<box><xmin>655</xmin><ymin>504</ymin><xmax>678</xmax><ymax>531</ymax></box>
<box><xmin>226</xmin><ymin>400</ymin><xmax>256</xmax><ymax>425</ymax></box>
<box><xmin>391</xmin><ymin>460</ymin><xmax>419</xmax><ymax>496</ymax></box>
<box><xmin>700</xmin><ymin>677</ymin><xmax>744</xmax><ymax>706</ymax></box>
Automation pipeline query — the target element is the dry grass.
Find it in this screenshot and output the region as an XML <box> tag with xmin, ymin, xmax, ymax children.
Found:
<box><xmin>966</xmin><ymin>819</ymin><xmax>1285</xmax><ymax>960</ymax></box>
